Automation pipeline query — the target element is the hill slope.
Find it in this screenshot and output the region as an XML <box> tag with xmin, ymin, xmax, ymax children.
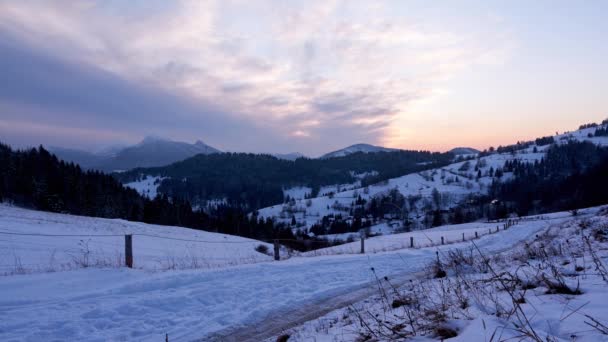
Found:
<box><xmin>0</xmin><ymin>204</ymin><xmax>273</xmax><ymax>274</ymax></box>
<box><xmin>258</xmin><ymin>123</ymin><xmax>608</xmax><ymax>233</ymax></box>
<box><xmin>115</xmin><ymin>150</ymin><xmax>453</xmax><ymax>210</ymax></box>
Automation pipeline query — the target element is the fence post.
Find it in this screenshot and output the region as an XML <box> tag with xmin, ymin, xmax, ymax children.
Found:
<box><xmin>496</xmin><ymin>226</ymin><xmax>499</xmax><ymax>233</ymax></box>
<box><xmin>441</xmin><ymin>236</ymin><xmax>444</xmax><ymax>245</ymax></box>
<box><xmin>410</xmin><ymin>236</ymin><xmax>414</xmax><ymax>248</ymax></box>
<box><xmin>475</xmin><ymin>231</ymin><xmax>478</xmax><ymax>239</ymax></box>
<box><xmin>125</xmin><ymin>234</ymin><xmax>133</xmax><ymax>268</ymax></box>
<box><xmin>462</xmin><ymin>232</ymin><xmax>465</xmax><ymax>242</ymax></box>
<box><xmin>360</xmin><ymin>237</ymin><xmax>365</xmax><ymax>254</ymax></box>
<box><xmin>273</xmin><ymin>240</ymin><xmax>280</xmax><ymax>261</ymax></box>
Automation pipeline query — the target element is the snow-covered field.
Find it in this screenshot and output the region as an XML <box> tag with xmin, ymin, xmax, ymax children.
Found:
<box><xmin>277</xmin><ymin>208</ymin><xmax>608</xmax><ymax>342</ymax></box>
<box><xmin>1</xmin><ymin>205</ymin><xmax>603</xmax><ymax>341</ymax></box>
<box><xmin>302</xmin><ymin>211</ymin><xmax>573</xmax><ymax>256</ymax></box>
<box><xmin>0</xmin><ymin>205</ymin><xmax>274</xmax><ymax>274</ymax></box>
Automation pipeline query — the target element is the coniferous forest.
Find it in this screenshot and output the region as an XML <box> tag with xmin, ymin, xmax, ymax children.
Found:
<box><xmin>0</xmin><ymin>143</ymin><xmax>298</xmax><ymax>243</ymax></box>
<box><xmin>115</xmin><ymin>150</ymin><xmax>454</xmax><ymax>210</ymax></box>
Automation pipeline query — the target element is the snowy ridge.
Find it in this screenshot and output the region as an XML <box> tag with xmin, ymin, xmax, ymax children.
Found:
<box><xmin>321</xmin><ymin>143</ymin><xmax>398</xmax><ymax>159</ymax></box>
<box><xmin>273</xmin><ymin>152</ymin><xmax>306</xmax><ymax>160</ymax></box>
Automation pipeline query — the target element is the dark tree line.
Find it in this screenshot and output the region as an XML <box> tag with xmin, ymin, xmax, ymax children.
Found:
<box><xmin>0</xmin><ymin>143</ymin><xmax>298</xmax><ymax>242</ymax></box>
<box><xmin>594</xmin><ymin>126</ymin><xmax>608</xmax><ymax>137</ymax></box>
<box><xmin>115</xmin><ymin>150</ymin><xmax>454</xmax><ymax>210</ymax></box>
<box><xmin>491</xmin><ymin>141</ymin><xmax>608</xmax><ymax>216</ymax></box>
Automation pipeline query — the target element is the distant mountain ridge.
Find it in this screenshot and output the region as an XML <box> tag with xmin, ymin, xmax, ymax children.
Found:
<box><xmin>320</xmin><ymin>143</ymin><xmax>398</xmax><ymax>159</ymax></box>
<box><xmin>449</xmin><ymin>147</ymin><xmax>480</xmax><ymax>155</ymax></box>
<box><xmin>273</xmin><ymin>152</ymin><xmax>306</xmax><ymax>161</ymax></box>
<box><xmin>49</xmin><ymin>137</ymin><xmax>220</xmax><ymax>172</ymax></box>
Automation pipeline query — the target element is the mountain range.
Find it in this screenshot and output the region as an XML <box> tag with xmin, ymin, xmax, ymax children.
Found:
<box><xmin>49</xmin><ymin>137</ymin><xmax>220</xmax><ymax>172</ymax></box>
<box><xmin>50</xmin><ymin>137</ymin><xmax>479</xmax><ymax>173</ymax></box>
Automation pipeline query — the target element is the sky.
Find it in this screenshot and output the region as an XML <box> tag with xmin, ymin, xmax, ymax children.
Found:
<box><xmin>0</xmin><ymin>0</ymin><xmax>607</xmax><ymax>156</ymax></box>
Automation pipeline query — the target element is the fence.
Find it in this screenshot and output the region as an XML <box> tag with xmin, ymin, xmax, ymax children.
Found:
<box><xmin>314</xmin><ymin>218</ymin><xmax>523</xmax><ymax>257</ymax></box>
<box><xmin>0</xmin><ymin>218</ymin><xmax>527</xmax><ymax>273</ymax></box>
<box><xmin>0</xmin><ymin>230</ymin><xmax>276</xmax><ymax>273</ymax></box>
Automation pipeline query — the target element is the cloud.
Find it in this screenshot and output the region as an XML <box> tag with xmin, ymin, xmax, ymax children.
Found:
<box><xmin>0</xmin><ymin>32</ymin><xmax>274</xmax><ymax>151</ymax></box>
<box><xmin>0</xmin><ymin>0</ymin><xmax>514</xmax><ymax>155</ymax></box>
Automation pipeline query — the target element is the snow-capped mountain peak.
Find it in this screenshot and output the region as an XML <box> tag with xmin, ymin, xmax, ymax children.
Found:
<box><xmin>321</xmin><ymin>143</ymin><xmax>397</xmax><ymax>159</ymax></box>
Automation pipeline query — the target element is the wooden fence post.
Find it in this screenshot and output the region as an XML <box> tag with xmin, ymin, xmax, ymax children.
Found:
<box><xmin>360</xmin><ymin>229</ymin><xmax>365</xmax><ymax>254</ymax></box>
<box><xmin>125</xmin><ymin>234</ymin><xmax>133</xmax><ymax>268</ymax></box>
<box><xmin>410</xmin><ymin>236</ymin><xmax>414</xmax><ymax>248</ymax></box>
<box><xmin>274</xmin><ymin>240</ymin><xmax>280</xmax><ymax>261</ymax></box>
<box><xmin>441</xmin><ymin>236</ymin><xmax>444</xmax><ymax>245</ymax></box>
<box><xmin>462</xmin><ymin>232</ymin><xmax>465</xmax><ymax>242</ymax></box>
<box><xmin>475</xmin><ymin>231</ymin><xmax>478</xmax><ymax>239</ymax></box>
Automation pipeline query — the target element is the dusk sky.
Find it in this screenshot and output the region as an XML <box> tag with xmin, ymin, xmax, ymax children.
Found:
<box><xmin>0</xmin><ymin>1</ymin><xmax>607</xmax><ymax>156</ymax></box>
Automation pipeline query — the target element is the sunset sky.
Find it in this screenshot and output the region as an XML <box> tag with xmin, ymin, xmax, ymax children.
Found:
<box><xmin>1</xmin><ymin>0</ymin><xmax>607</xmax><ymax>156</ymax></box>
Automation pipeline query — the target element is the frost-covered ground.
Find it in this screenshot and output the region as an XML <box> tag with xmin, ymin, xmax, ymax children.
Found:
<box><xmin>272</xmin><ymin>208</ymin><xmax>608</xmax><ymax>342</ymax></box>
<box><xmin>0</xmin><ymin>205</ymin><xmax>274</xmax><ymax>274</ymax></box>
<box><xmin>1</xmin><ymin>205</ymin><xmax>604</xmax><ymax>341</ymax></box>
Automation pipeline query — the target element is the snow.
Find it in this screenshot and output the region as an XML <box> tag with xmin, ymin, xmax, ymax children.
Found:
<box><xmin>257</xmin><ymin>151</ymin><xmax>536</xmax><ymax>230</ymax></box>
<box><xmin>1</xmin><ymin>205</ymin><xmax>601</xmax><ymax>341</ymax></box>
<box><xmin>256</xmin><ymin>135</ymin><xmax>568</xmax><ymax>231</ymax></box>
<box><xmin>275</xmin><ymin>207</ymin><xmax>608</xmax><ymax>342</ymax></box>
<box><xmin>124</xmin><ymin>175</ymin><xmax>165</xmax><ymax>199</ymax></box>
<box><xmin>303</xmin><ymin>216</ymin><xmax>561</xmax><ymax>256</ymax></box>
<box><xmin>0</xmin><ymin>205</ymin><xmax>274</xmax><ymax>274</ymax></box>
<box><xmin>555</xmin><ymin>125</ymin><xmax>608</xmax><ymax>146</ymax></box>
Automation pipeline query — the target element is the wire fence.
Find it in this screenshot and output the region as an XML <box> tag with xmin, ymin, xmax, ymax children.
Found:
<box><xmin>0</xmin><ymin>217</ymin><xmax>542</xmax><ymax>275</ymax></box>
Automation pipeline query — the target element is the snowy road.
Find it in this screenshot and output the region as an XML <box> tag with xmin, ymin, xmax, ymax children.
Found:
<box><xmin>0</xmin><ymin>218</ymin><xmax>562</xmax><ymax>341</ymax></box>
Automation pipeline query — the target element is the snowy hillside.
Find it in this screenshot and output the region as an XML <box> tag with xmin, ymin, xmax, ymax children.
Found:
<box><xmin>258</xmin><ymin>124</ymin><xmax>608</xmax><ymax>233</ymax></box>
<box><xmin>0</xmin><ymin>205</ymin><xmax>274</xmax><ymax>274</ymax></box>
<box><xmin>124</xmin><ymin>175</ymin><xmax>166</xmax><ymax>199</ymax></box>
<box><xmin>321</xmin><ymin>143</ymin><xmax>398</xmax><ymax>159</ymax></box>
<box><xmin>258</xmin><ymin>149</ymin><xmax>544</xmax><ymax>231</ymax></box>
